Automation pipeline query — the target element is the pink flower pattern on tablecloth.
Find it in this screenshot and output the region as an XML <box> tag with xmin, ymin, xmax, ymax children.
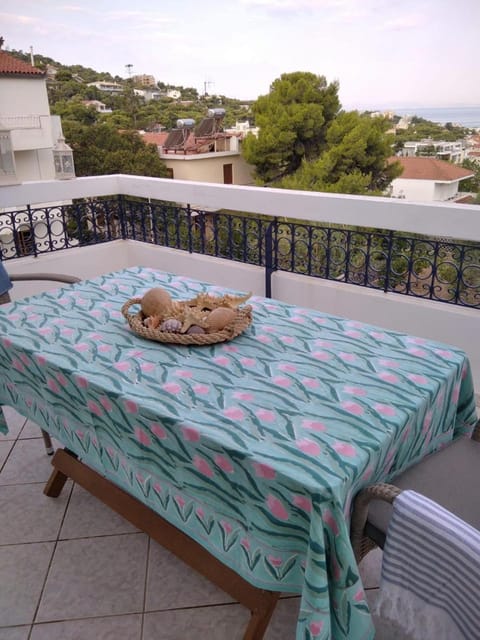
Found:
<box><xmin>0</xmin><ymin>267</ymin><xmax>475</xmax><ymax>640</ymax></box>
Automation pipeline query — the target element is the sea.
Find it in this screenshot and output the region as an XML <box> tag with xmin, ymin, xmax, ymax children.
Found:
<box><xmin>392</xmin><ymin>106</ymin><xmax>480</xmax><ymax>128</ymax></box>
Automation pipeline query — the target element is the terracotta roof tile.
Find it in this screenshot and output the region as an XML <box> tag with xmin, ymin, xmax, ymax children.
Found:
<box><xmin>141</xmin><ymin>132</ymin><xmax>169</xmax><ymax>146</ymax></box>
<box><xmin>0</xmin><ymin>50</ymin><xmax>45</xmax><ymax>76</ymax></box>
<box><xmin>390</xmin><ymin>156</ymin><xmax>474</xmax><ymax>181</ymax></box>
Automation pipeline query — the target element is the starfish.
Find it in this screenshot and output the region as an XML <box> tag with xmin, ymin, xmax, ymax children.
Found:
<box><xmin>180</xmin><ymin>307</ymin><xmax>210</xmax><ymax>333</ymax></box>
<box><xmin>192</xmin><ymin>292</ymin><xmax>252</xmax><ymax>311</ymax></box>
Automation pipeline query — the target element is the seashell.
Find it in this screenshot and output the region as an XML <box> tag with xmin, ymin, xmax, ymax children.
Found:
<box><xmin>205</xmin><ymin>307</ymin><xmax>236</xmax><ymax>333</ymax></box>
<box><xmin>144</xmin><ymin>315</ymin><xmax>161</xmax><ymax>329</ymax></box>
<box><xmin>141</xmin><ymin>287</ymin><xmax>172</xmax><ymax>318</ymax></box>
<box><xmin>186</xmin><ymin>325</ymin><xmax>205</xmax><ymax>335</ymax></box>
<box><xmin>160</xmin><ymin>318</ymin><xmax>182</xmax><ymax>333</ymax></box>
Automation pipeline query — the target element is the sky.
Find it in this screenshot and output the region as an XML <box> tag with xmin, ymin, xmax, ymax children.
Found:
<box><xmin>2</xmin><ymin>0</ymin><xmax>480</xmax><ymax>109</ymax></box>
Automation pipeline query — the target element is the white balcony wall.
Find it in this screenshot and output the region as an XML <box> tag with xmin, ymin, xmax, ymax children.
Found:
<box><xmin>1</xmin><ymin>175</ymin><xmax>480</xmax><ymax>392</ymax></box>
<box><xmin>13</xmin><ymin>148</ymin><xmax>56</xmax><ymax>181</ymax></box>
<box><xmin>9</xmin><ymin>115</ymin><xmax>54</xmax><ymax>151</ymax></box>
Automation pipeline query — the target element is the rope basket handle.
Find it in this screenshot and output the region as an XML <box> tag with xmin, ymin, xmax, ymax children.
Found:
<box><xmin>121</xmin><ymin>297</ymin><xmax>143</xmax><ymax>320</ymax></box>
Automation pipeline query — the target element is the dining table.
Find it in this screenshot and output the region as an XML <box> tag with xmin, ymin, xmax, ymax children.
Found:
<box><xmin>0</xmin><ymin>265</ymin><xmax>477</xmax><ymax>640</ymax></box>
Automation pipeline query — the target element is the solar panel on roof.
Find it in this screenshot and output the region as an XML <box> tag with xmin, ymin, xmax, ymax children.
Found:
<box><xmin>163</xmin><ymin>129</ymin><xmax>187</xmax><ymax>149</ymax></box>
<box><xmin>194</xmin><ymin>117</ymin><xmax>216</xmax><ymax>138</ymax></box>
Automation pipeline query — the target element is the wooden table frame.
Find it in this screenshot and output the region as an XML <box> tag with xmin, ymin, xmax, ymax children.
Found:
<box><xmin>44</xmin><ymin>449</ymin><xmax>281</xmax><ymax>639</ymax></box>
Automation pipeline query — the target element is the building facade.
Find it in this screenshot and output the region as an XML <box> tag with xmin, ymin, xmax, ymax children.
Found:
<box><xmin>0</xmin><ymin>49</ymin><xmax>75</xmax><ymax>255</ymax></box>
<box><xmin>390</xmin><ymin>157</ymin><xmax>474</xmax><ymax>202</ymax></box>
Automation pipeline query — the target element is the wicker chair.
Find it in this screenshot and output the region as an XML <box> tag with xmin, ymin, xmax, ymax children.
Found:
<box><xmin>351</xmin><ymin>421</ymin><xmax>480</xmax><ymax>562</ymax></box>
<box><xmin>0</xmin><ymin>272</ymin><xmax>81</xmax><ymax>454</ymax></box>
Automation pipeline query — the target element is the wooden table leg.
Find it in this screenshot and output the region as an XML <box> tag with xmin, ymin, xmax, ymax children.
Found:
<box><xmin>43</xmin><ymin>468</ymin><xmax>69</xmax><ymax>497</ymax></box>
<box><xmin>44</xmin><ymin>448</ymin><xmax>77</xmax><ymax>497</ymax></box>
<box><xmin>44</xmin><ymin>448</ymin><xmax>281</xmax><ymax>639</ymax></box>
<box><xmin>243</xmin><ymin>592</ymin><xmax>281</xmax><ymax>639</ymax></box>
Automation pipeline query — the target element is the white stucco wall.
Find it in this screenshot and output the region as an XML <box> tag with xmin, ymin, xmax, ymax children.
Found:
<box><xmin>0</xmin><ymin>75</ymin><xmax>59</xmax><ymax>183</ymax></box>
<box><xmin>391</xmin><ymin>177</ymin><xmax>461</xmax><ymax>202</ymax></box>
<box><xmin>163</xmin><ymin>153</ymin><xmax>254</xmax><ymax>185</ymax></box>
<box><xmin>390</xmin><ymin>178</ymin><xmax>435</xmax><ymax>201</ymax></box>
<box><xmin>434</xmin><ymin>181</ymin><xmax>459</xmax><ymax>201</ymax></box>
<box><xmin>13</xmin><ymin>148</ymin><xmax>56</xmax><ymax>182</ymax></box>
<box><xmin>0</xmin><ymin>77</ymin><xmax>50</xmax><ymax>115</ymax></box>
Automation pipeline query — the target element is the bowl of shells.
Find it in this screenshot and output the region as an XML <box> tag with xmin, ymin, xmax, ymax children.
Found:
<box><xmin>121</xmin><ymin>286</ymin><xmax>253</xmax><ymax>345</ymax></box>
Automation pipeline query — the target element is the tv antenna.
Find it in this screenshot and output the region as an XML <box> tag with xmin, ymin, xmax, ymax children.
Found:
<box><xmin>203</xmin><ymin>80</ymin><xmax>214</xmax><ymax>96</ymax></box>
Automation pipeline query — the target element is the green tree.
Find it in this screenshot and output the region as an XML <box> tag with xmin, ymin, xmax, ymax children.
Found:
<box><xmin>63</xmin><ymin>121</ymin><xmax>169</xmax><ymax>177</ymax></box>
<box><xmin>52</xmin><ymin>100</ymin><xmax>98</xmax><ymax>126</ymax></box>
<box><xmin>460</xmin><ymin>159</ymin><xmax>480</xmax><ymax>193</ymax></box>
<box><xmin>242</xmin><ymin>71</ymin><xmax>340</xmax><ymax>184</ymax></box>
<box><xmin>281</xmin><ymin>112</ymin><xmax>402</xmax><ymax>194</ymax></box>
<box><xmin>394</xmin><ymin>118</ymin><xmax>470</xmax><ymax>144</ymax></box>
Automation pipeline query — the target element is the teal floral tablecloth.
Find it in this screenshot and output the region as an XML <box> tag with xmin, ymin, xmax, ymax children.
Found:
<box><xmin>0</xmin><ymin>267</ymin><xmax>476</xmax><ymax>639</ymax></box>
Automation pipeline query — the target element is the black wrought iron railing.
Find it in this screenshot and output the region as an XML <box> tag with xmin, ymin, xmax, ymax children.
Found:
<box><xmin>1</xmin><ymin>195</ymin><xmax>479</xmax><ymax>309</ymax></box>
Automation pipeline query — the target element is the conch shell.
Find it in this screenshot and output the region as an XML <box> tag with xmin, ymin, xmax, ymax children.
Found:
<box><xmin>141</xmin><ymin>287</ymin><xmax>172</xmax><ymax>317</ymax></box>
<box><xmin>205</xmin><ymin>307</ymin><xmax>236</xmax><ymax>333</ymax></box>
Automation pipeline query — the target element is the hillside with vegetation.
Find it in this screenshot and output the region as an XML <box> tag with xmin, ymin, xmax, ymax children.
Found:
<box><xmin>7</xmin><ymin>48</ymin><xmax>252</xmax><ymax>177</ymax></box>
<box><xmin>7</xmin><ymin>48</ymin><xmax>475</xmax><ymax>196</ymax></box>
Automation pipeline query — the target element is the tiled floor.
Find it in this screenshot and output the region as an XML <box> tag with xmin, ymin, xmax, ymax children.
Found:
<box><xmin>0</xmin><ymin>406</ymin><xmax>391</xmax><ymax>639</ymax></box>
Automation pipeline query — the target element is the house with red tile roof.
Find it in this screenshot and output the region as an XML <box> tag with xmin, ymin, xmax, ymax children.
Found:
<box><xmin>0</xmin><ymin>48</ymin><xmax>74</xmax><ymax>186</ymax></box>
<box><xmin>140</xmin><ymin>115</ymin><xmax>254</xmax><ymax>185</ymax></box>
<box><xmin>0</xmin><ymin>48</ymin><xmax>74</xmax><ymax>253</ymax></box>
<box><xmin>389</xmin><ymin>157</ymin><xmax>474</xmax><ymax>202</ymax></box>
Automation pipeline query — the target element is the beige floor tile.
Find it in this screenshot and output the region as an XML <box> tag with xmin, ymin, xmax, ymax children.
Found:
<box><xmin>0</xmin><ymin>482</ymin><xmax>72</xmax><ymax>545</ymax></box>
<box><xmin>0</xmin><ymin>441</ymin><xmax>13</xmax><ymax>469</ymax></box>
<box><xmin>0</xmin><ymin>627</ymin><xmax>30</xmax><ymax>640</ymax></box>
<box><xmin>143</xmin><ymin>604</ymin><xmax>251</xmax><ymax>640</ymax></box>
<box><xmin>145</xmin><ymin>541</ymin><xmax>233</xmax><ymax>611</ymax></box>
<box><xmin>19</xmin><ymin>420</ymin><xmax>45</xmax><ymax>440</ymax></box>
<box><xmin>0</xmin><ymin>542</ymin><xmax>55</xmax><ymax>626</ymax></box>
<box><xmin>0</xmin><ymin>407</ymin><xmax>27</xmax><ymax>440</ymax></box>
<box><xmin>264</xmin><ymin>596</ymin><xmax>300</xmax><ymax>639</ymax></box>
<box><xmin>29</xmin><ymin>614</ymin><xmax>142</xmax><ymax>640</ymax></box>
<box><xmin>60</xmin><ymin>484</ymin><xmax>138</xmax><ymax>539</ymax></box>
<box><xmin>36</xmin><ymin>533</ymin><xmax>148</xmax><ymax>622</ymax></box>
<box><xmin>0</xmin><ymin>439</ymin><xmax>58</xmax><ymax>485</ymax></box>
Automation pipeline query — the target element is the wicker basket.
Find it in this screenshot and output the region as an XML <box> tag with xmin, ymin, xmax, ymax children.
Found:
<box><xmin>121</xmin><ymin>295</ymin><xmax>253</xmax><ymax>346</ymax></box>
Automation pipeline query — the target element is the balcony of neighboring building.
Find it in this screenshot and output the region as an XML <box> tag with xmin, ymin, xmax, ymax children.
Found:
<box><xmin>0</xmin><ymin>114</ymin><xmax>55</xmax><ymax>152</ymax></box>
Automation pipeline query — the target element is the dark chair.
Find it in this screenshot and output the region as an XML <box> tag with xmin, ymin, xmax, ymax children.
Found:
<box><xmin>0</xmin><ymin>272</ymin><xmax>81</xmax><ymax>454</ymax></box>
<box><xmin>350</xmin><ymin>421</ymin><xmax>480</xmax><ymax>562</ymax></box>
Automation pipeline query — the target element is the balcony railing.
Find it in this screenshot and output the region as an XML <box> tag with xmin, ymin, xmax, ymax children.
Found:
<box><xmin>1</xmin><ymin>175</ymin><xmax>480</xmax><ymax>389</ymax></box>
<box><xmin>0</xmin><ymin>115</ymin><xmax>42</xmax><ymax>130</ymax></box>
<box><xmin>1</xmin><ymin>194</ymin><xmax>479</xmax><ymax>309</ymax></box>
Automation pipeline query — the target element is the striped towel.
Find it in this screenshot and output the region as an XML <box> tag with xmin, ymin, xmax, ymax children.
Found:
<box><xmin>374</xmin><ymin>490</ymin><xmax>480</xmax><ymax>640</ymax></box>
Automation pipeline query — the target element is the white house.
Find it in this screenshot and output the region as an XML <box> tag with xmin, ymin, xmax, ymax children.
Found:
<box><xmin>141</xmin><ymin>130</ymin><xmax>254</xmax><ymax>185</ymax></box>
<box><xmin>400</xmin><ymin>139</ymin><xmax>466</xmax><ymax>164</ymax></box>
<box><xmin>389</xmin><ymin>157</ymin><xmax>474</xmax><ymax>202</ymax></box>
<box><xmin>86</xmin><ymin>81</ymin><xmax>123</xmax><ymax>94</ymax></box>
<box><xmin>82</xmin><ymin>100</ymin><xmax>112</xmax><ymax>114</ymax></box>
<box><xmin>0</xmin><ymin>49</ymin><xmax>75</xmax><ymax>255</ymax></box>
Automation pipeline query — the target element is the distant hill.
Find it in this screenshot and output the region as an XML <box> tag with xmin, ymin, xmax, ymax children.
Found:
<box><xmin>5</xmin><ymin>48</ymin><xmax>120</xmax><ymax>84</ymax></box>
